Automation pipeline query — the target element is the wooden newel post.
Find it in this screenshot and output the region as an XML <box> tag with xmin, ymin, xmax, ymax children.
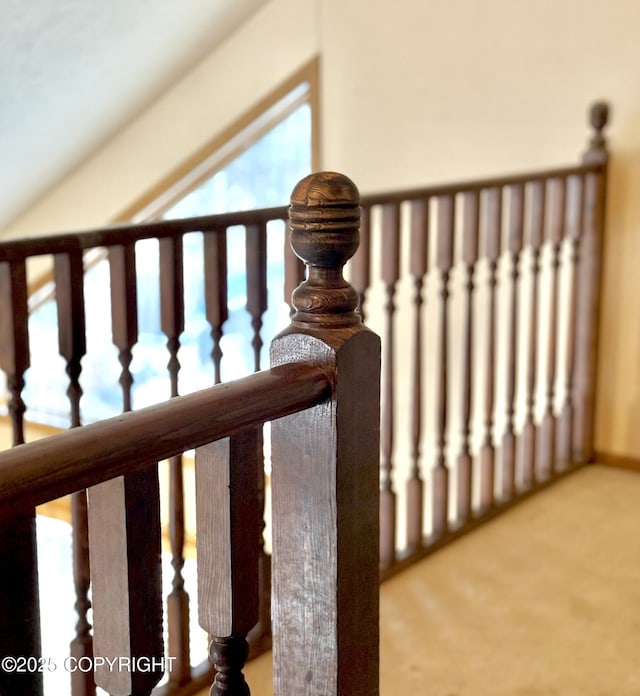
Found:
<box><xmin>574</xmin><ymin>101</ymin><xmax>609</xmax><ymax>462</ymax></box>
<box><xmin>270</xmin><ymin>172</ymin><xmax>381</xmax><ymax>695</ymax></box>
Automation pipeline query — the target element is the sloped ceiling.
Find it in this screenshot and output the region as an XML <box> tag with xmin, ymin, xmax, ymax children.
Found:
<box><xmin>0</xmin><ymin>0</ymin><xmax>267</xmax><ymax>231</ymax></box>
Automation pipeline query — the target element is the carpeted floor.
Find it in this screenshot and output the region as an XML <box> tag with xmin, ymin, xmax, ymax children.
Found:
<box><xmin>213</xmin><ymin>465</ymin><xmax>640</xmax><ymax>695</ymax></box>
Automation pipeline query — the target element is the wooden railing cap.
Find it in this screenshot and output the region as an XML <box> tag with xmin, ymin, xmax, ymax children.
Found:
<box><xmin>289</xmin><ymin>172</ymin><xmax>361</xmax><ymax>328</ymax></box>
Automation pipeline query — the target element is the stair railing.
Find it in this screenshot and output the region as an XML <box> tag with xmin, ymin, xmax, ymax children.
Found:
<box><xmin>0</xmin><ymin>102</ymin><xmax>609</xmax><ymax>695</ymax></box>
<box><xmin>0</xmin><ymin>172</ymin><xmax>381</xmax><ymax>696</ymax></box>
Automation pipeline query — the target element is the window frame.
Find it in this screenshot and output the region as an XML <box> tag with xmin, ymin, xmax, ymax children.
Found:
<box><xmin>117</xmin><ymin>57</ymin><xmax>321</xmax><ymax>223</ymax></box>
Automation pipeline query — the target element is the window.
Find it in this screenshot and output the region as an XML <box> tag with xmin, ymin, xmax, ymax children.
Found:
<box><xmin>21</xmin><ymin>63</ymin><xmax>317</xmax><ymax>426</ymax></box>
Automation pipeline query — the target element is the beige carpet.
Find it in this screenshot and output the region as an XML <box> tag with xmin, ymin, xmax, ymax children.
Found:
<box><xmin>208</xmin><ymin>465</ymin><xmax>640</xmax><ymax>695</ymax></box>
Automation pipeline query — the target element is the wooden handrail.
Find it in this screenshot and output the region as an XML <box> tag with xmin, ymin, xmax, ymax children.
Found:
<box><xmin>0</xmin><ymin>162</ymin><xmax>604</xmax><ymax>264</ymax></box>
<box><xmin>360</xmin><ymin>160</ymin><xmax>604</xmax><ymax>205</ymax></box>
<box><xmin>0</xmin><ymin>206</ymin><xmax>289</xmax><ymax>261</ymax></box>
<box><xmin>0</xmin><ymin>362</ymin><xmax>331</xmax><ymax>513</ymax></box>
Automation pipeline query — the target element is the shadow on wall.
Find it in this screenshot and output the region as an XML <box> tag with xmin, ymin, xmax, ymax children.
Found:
<box><xmin>595</xmin><ymin>145</ymin><xmax>640</xmax><ymax>456</ymax></box>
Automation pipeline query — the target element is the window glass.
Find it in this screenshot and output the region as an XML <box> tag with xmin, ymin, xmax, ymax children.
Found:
<box><xmin>21</xmin><ymin>95</ymin><xmax>312</xmax><ymax>425</ymax></box>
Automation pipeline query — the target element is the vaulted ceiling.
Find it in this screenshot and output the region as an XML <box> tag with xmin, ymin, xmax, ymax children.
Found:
<box><xmin>1</xmin><ymin>0</ymin><xmax>266</xmax><ymax>230</ymax></box>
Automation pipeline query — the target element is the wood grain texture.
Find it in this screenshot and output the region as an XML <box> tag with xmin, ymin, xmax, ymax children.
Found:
<box><xmin>269</xmin><ymin>171</ymin><xmax>380</xmax><ymax>695</ymax></box>
<box><xmin>288</xmin><ymin>172</ymin><xmax>360</xmax><ymax>328</ymax></box>
<box><xmin>88</xmin><ymin>466</ymin><xmax>163</xmax><ymax>696</ymax></box>
<box><xmin>271</xmin><ymin>329</ymin><xmax>380</xmax><ymax>696</ymax></box>
<box><xmin>196</xmin><ymin>429</ymin><xmax>260</xmax><ymax>695</ymax></box>
<box><xmin>0</xmin><ymin>363</ymin><xmax>331</xmax><ymax>514</ymax></box>
<box><xmin>196</xmin><ymin>430</ymin><xmax>260</xmax><ymax>636</ymax></box>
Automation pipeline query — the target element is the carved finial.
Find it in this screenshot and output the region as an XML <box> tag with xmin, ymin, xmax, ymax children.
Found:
<box><xmin>289</xmin><ymin>172</ymin><xmax>361</xmax><ymax>327</ymax></box>
<box><xmin>583</xmin><ymin>101</ymin><xmax>610</xmax><ymax>164</ymax></box>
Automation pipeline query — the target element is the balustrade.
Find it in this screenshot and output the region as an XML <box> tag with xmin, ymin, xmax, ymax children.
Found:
<box><xmin>0</xmin><ymin>171</ymin><xmax>380</xmax><ymax>696</ymax></box>
<box><xmin>0</xmin><ymin>103</ymin><xmax>610</xmax><ymax>694</ymax></box>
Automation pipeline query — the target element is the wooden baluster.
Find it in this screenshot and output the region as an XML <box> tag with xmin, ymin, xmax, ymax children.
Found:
<box><xmin>159</xmin><ymin>236</ymin><xmax>191</xmax><ymax>686</ymax></box>
<box><xmin>501</xmin><ymin>185</ymin><xmax>524</xmax><ymax>499</ymax></box>
<box><xmin>69</xmin><ymin>493</ymin><xmax>93</xmax><ymax>696</ymax></box>
<box><xmin>522</xmin><ymin>181</ymin><xmax>545</xmax><ymax>488</ymax></box>
<box><xmin>432</xmin><ymin>195</ymin><xmax>454</xmax><ymax>538</ymax></box>
<box><xmin>196</xmin><ymin>429</ymin><xmax>261</xmax><ymax>696</ymax></box>
<box><xmin>284</xmin><ymin>217</ymin><xmax>305</xmax><ymax>315</ymax></box>
<box><xmin>244</xmin><ymin>222</ymin><xmax>271</xmax><ymax>653</ymax></box>
<box><xmin>574</xmin><ymin>102</ymin><xmax>609</xmax><ymax>462</ymax></box>
<box><xmin>87</xmin><ymin>466</ymin><xmax>164</xmax><ymax>696</ymax></box>
<box><xmin>245</xmin><ymin>223</ymin><xmax>268</xmax><ymax>372</ymax></box>
<box><xmin>160</xmin><ymin>236</ymin><xmax>184</xmax><ymax>398</ymax></box>
<box><xmin>350</xmin><ymin>205</ymin><xmax>371</xmax><ymax>321</ymax></box>
<box><xmin>557</xmin><ymin>175</ymin><xmax>584</xmax><ymax>467</ymax></box>
<box><xmin>54</xmin><ymin>250</ymin><xmax>95</xmax><ymax>696</ymax></box>
<box><xmin>55</xmin><ymin>250</ymin><xmax>86</xmax><ymax>428</ymax></box>
<box><xmin>0</xmin><ymin>259</ymin><xmax>29</xmax><ymax>446</ymax></box>
<box><xmin>540</xmin><ymin>178</ymin><xmax>566</xmax><ymax>479</ymax></box>
<box><xmin>246</xmin><ymin>437</ymin><xmax>272</xmax><ymax>657</ymax></box>
<box><xmin>271</xmin><ymin>172</ymin><xmax>380</xmax><ymax>695</ymax></box>
<box><xmin>406</xmin><ymin>199</ymin><xmax>428</xmax><ymax>552</ymax></box>
<box><xmin>457</xmin><ymin>192</ymin><xmax>479</xmax><ymax>523</ymax></box>
<box><xmin>479</xmin><ymin>188</ymin><xmax>501</xmax><ymax>513</ymax></box>
<box><xmin>204</xmin><ymin>229</ymin><xmax>228</xmax><ymax>384</ymax></box>
<box><xmin>109</xmin><ymin>244</ymin><xmax>138</xmax><ymax>411</ymax></box>
<box><xmin>0</xmin><ymin>509</ymin><xmax>42</xmax><ymax>696</ymax></box>
<box><xmin>379</xmin><ymin>203</ymin><xmax>400</xmax><ymax>568</ymax></box>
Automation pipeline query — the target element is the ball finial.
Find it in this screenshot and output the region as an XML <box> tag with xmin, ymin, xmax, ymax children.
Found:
<box><xmin>589</xmin><ymin>101</ymin><xmax>609</xmax><ymax>133</ymax></box>
<box><xmin>584</xmin><ymin>101</ymin><xmax>610</xmax><ymax>164</ymax></box>
<box><xmin>288</xmin><ymin>172</ymin><xmax>361</xmax><ymax>327</ymax></box>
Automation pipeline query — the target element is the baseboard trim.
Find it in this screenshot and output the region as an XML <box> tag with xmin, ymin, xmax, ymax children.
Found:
<box><xmin>594</xmin><ymin>450</ymin><xmax>640</xmax><ymax>473</ymax></box>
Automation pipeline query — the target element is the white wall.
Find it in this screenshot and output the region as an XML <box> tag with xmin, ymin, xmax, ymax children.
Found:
<box><xmin>317</xmin><ymin>0</ymin><xmax>640</xmax><ymax>460</ymax></box>
<box><xmin>3</xmin><ymin>0</ymin><xmax>640</xmax><ymax>458</ymax></box>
